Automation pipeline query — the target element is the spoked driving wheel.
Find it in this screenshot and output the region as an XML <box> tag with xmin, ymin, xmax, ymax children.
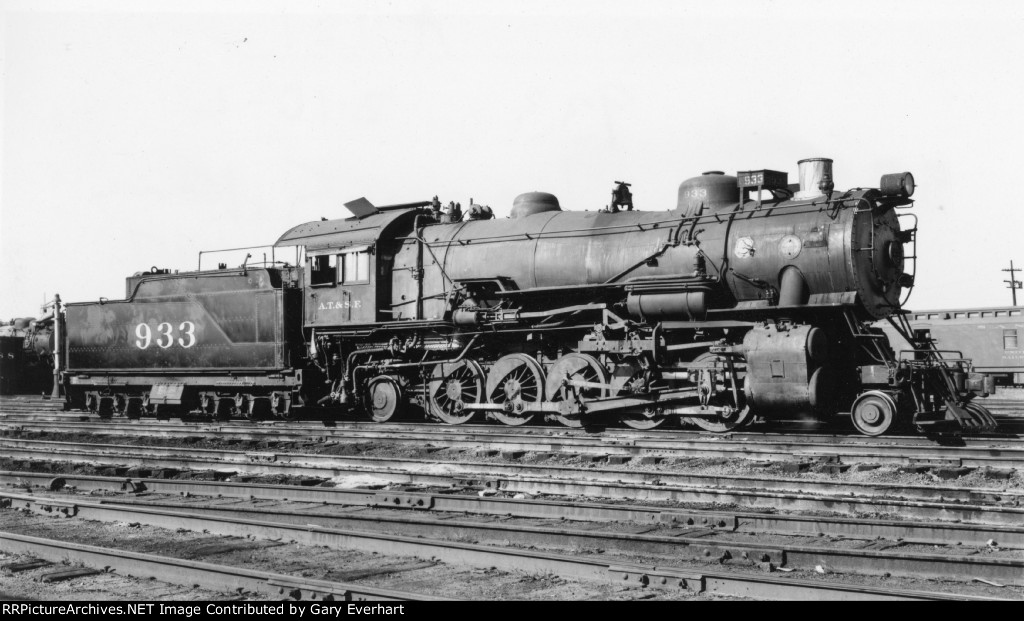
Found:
<box><xmin>686</xmin><ymin>353</ymin><xmax>753</xmax><ymax>433</ymax></box>
<box><xmin>851</xmin><ymin>391</ymin><xmax>898</xmax><ymax>436</ymax></box>
<box><xmin>486</xmin><ymin>354</ymin><xmax>545</xmax><ymax>426</ymax></box>
<box><xmin>428</xmin><ymin>359</ymin><xmax>484</xmax><ymax>424</ymax></box>
<box><xmin>545</xmin><ymin>353</ymin><xmax>608</xmax><ymax>428</ymax></box>
<box><xmin>612</xmin><ymin>360</ymin><xmax>670</xmax><ymax>430</ymax></box>
<box><xmin>620</xmin><ymin>410</ymin><xmax>669</xmax><ymax>430</ymax></box>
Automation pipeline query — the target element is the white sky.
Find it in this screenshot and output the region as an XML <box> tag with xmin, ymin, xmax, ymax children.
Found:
<box><xmin>2</xmin><ymin>0</ymin><xmax>1023</xmax><ymax>318</ymax></box>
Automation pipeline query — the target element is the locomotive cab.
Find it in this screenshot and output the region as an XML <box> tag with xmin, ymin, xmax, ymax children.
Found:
<box><xmin>305</xmin><ymin>245</ymin><xmax>377</xmax><ymax>324</ymax></box>
<box><xmin>277</xmin><ymin>205</ymin><xmax>423</xmax><ymax>328</ymax></box>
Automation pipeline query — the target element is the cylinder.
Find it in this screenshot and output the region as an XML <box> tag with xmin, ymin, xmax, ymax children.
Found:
<box><xmin>795</xmin><ymin>158</ymin><xmax>834</xmax><ymax>199</ymax></box>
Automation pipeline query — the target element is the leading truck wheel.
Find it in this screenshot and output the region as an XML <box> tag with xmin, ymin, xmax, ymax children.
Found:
<box><xmin>428</xmin><ymin>359</ymin><xmax>484</xmax><ymax>425</ymax></box>
<box><xmin>851</xmin><ymin>391</ymin><xmax>898</xmax><ymax>436</ymax></box>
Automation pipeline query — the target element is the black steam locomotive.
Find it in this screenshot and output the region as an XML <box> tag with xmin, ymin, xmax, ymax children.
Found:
<box><xmin>0</xmin><ymin>316</ymin><xmax>56</xmax><ymax>396</ymax></box>
<box><xmin>58</xmin><ymin>158</ymin><xmax>997</xmax><ymax>435</ymax></box>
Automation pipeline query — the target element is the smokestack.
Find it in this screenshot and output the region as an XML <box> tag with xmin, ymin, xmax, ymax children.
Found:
<box><xmin>795</xmin><ymin>158</ymin><xmax>834</xmax><ymax>199</ymax></box>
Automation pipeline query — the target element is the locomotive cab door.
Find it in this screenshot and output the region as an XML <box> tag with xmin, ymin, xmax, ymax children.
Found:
<box><xmin>304</xmin><ymin>245</ymin><xmax>377</xmax><ymax>326</ymax></box>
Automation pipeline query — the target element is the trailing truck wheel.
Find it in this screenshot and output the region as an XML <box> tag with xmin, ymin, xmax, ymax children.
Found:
<box><xmin>486</xmin><ymin>354</ymin><xmax>544</xmax><ymax>426</ymax></box>
<box><xmin>545</xmin><ymin>353</ymin><xmax>608</xmax><ymax>428</ymax></box>
<box><xmin>365</xmin><ymin>376</ymin><xmax>403</xmax><ymax>423</ymax></box>
<box><xmin>428</xmin><ymin>359</ymin><xmax>484</xmax><ymax>425</ymax></box>
<box><xmin>851</xmin><ymin>391</ymin><xmax>898</xmax><ymax>436</ymax></box>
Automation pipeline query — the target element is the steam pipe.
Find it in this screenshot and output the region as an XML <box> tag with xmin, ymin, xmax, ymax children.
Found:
<box><xmin>349</xmin><ymin>335</ymin><xmax>481</xmax><ymax>401</ymax></box>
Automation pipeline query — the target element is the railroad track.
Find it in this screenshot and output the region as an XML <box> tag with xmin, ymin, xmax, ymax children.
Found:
<box><xmin>2</xmin><ymin>394</ymin><xmax>1023</xmax><ymax>427</ymax></box>
<box><xmin>3</xmin><ymin>415</ymin><xmax>1024</xmax><ymax>446</ymax></box>
<box><xmin>0</xmin><ymin>530</ymin><xmax>445</xmax><ymax>601</ymax></box>
<box><xmin>0</xmin><ymin>492</ymin><xmax>1013</xmax><ymax>600</ymax></box>
<box><xmin>2</xmin><ymin>419</ymin><xmax>1023</xmax><ymax>469</ymax></box>
<box><xmin>5</xmin><ymin>470</ymin><xmax>1022</xmax><ymax>547</ymax></box>
<box><xmin>3</xmin><ymin>409</ymin><xmax>1023</xmax><ymax>433</ymax></box>
<box><xmin>1</xmin><ymin>438</ymin><xmax>1021</xmax><ymax>525</ymax></box>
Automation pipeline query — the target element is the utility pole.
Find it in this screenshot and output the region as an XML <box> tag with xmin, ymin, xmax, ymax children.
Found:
<box><xmin>1004</xmin><ymin>261</ymin><xmax>1022</xmax><ymax>306</ymax></box>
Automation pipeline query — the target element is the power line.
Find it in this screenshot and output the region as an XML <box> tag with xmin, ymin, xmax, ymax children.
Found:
<box><xmin>1003</xmin><ymin>260</ymin><xmax>1022</xmax><ymax>306</ymax></box>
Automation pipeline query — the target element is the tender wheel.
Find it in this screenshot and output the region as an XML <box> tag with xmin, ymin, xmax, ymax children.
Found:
<box><xmin>214</xmin><ymin>397</ymin><xmax>234</xmax><ymax>421</ymax></box>
<box><xmin>125</xmin><ymin>397</ymin><xmax>144</xmax><ymax>420</ymax></box>
<box><xmin>248</xmin><ymin>397</ymin><xmax>273</xmax><ymax>421</ymax></box>
<box><xmin>428</xmin><ymin>359</ymin><xmax>484</xmax><ymax>424</ymax></box>
<box><xmin>239</xmin><ymin>395</ymin><xmax>263</xmax><ymax>421</ymax></box>
<box><xmin>686</xmin><ymin>353</ymin><xmax>753</xmax><ymax>433</ymax></box>
<box><xmin>365</xmin><ymin>376</ymin><xmax>403</xmax><ymax>423</ymax></box>
<box><xmin>486</xmin><ymin>354</ymin><xmax>544</xmax><ymax>426</ymax></box>
<box><xmin>545</xmin><ymin>353</ymin><xmax>608</xmax><ymax>428</ymax></box>
<box><xmin>851</xmin><ymin>391</ymin><xmax>898</xmax><ymax>436</ymax></box>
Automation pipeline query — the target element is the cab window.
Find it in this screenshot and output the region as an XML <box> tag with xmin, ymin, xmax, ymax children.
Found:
<box><xmin>310</xmin><ymin>255</ymin><xmax>336</xmax><ymax>286</ymax></box>
<box><xmin>340</xmin><ymin>249</ymin><xmax>370</xmax><ymax>284</ymax></box>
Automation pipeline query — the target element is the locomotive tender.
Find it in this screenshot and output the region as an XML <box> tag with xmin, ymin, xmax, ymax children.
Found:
<box><xmin>62</xmin><ymin>158</ymin><xmax>997</xmax><ymax>435</ymax></box>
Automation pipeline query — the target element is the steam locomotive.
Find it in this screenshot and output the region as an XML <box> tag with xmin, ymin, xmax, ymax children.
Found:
<box><xmin>56</xmin><ymin>158</ymin><xmax>997</xmax><ymax>435</ymax></box>
<box><xmin>0</xmin><ymin>315</ymin><xmax>56</xmax><ymax>396</ymax></box>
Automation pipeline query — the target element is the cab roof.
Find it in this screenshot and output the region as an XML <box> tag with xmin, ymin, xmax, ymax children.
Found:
<box><xmin>274</xmin><ymin>207</ymin><xmax>422</xmax><ymax>251</ymax></box>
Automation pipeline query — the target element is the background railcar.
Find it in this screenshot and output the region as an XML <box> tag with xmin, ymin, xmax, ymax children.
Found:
<box><xmin>877</xmin><ymin>307</ymin><xmax>1024</xmax><ymax>386</ymax></box>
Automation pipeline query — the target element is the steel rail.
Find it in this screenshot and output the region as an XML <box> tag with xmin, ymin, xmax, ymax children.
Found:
<box><xmin>0</xmin><ymin>494</ymin><xmax>1010</xmax><ymax>600</ymax></box>
<box><xmin>3</xmin><ymin>470</ymin><xmax>1022</xmax><ymax>547</ymax></box>
<box><xmin>5</xmin><ymin>417</ymin><xmax>1024</xmax><ymax>450</ymax></box>
<box><xmin>2</xmin><ymin>410</ymin><xmax>1022</xmax><ymax>436</ymax></box>
<box><xmin>0</xmin><ymin>440</ymin><xmax>1021</xmax><ymax>525</ymax></box>
<box><xmin>2</xmin><ymin>421</ymin><xmax>1023</xmax><ymax>468</ymax></box>
<box><xmin>0</xmin><ymin>530</ymin><xmax>447</xmax><ymax>601</ymax></box>
<box><xmin>0</xmin><ymin>436</ymin><xmax>1019</xmax><ymax>506</ymax></box>
<box><xmin>2</xmin><ymin>409</ymin><xmax>1021</xmax><ymax>437</ymax></box>
<box><xmin>9</xmin><ymin>491</ymin><xmax>1021</xmax><ymax>585</ymax></box>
